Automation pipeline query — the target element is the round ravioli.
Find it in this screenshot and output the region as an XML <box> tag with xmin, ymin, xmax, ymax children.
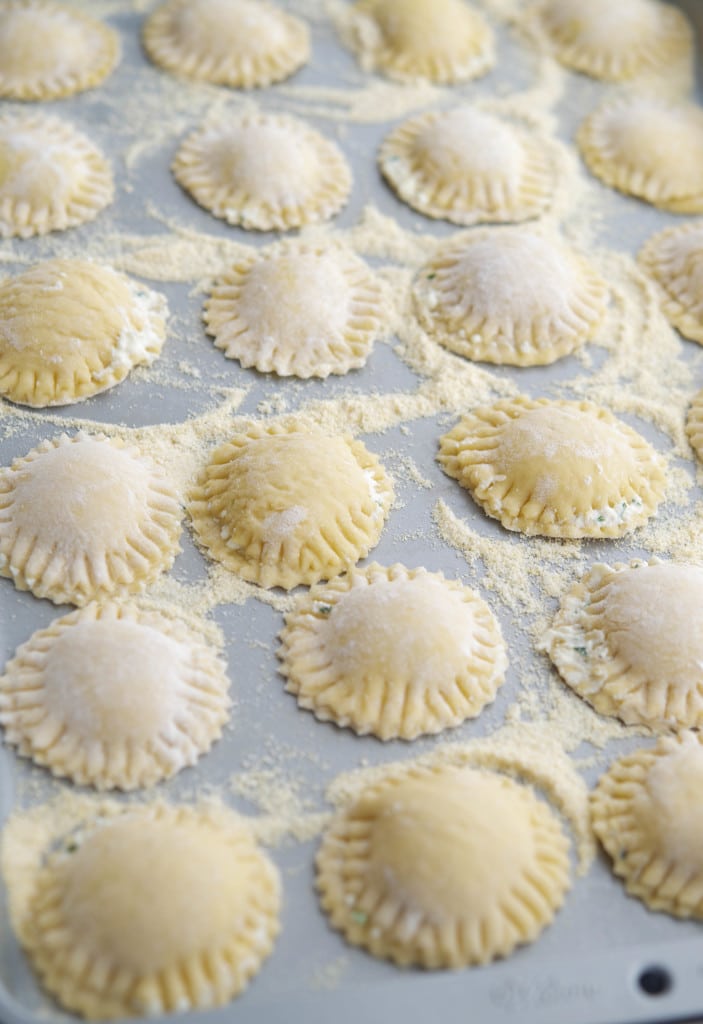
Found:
<box><xmin>534</xmin><ymin>0</ymin><xmax>692</xmax><ymax>81</ymax></box>
<box><xmin>686</xmin><ymin>388</ymin><xmax>703</xmax><ymax>461</ymax></box>
<box><xmin>0</xmin><ymin>0</ymin><xmax>120</xmax><ymax>101</ymax></box>
<box><xmin>278</xmin><ymin>563</ymin><xmax>507</xmax><ymax>740</ymax></box>
<box><xmin>24</xmin><ymin>804</ymin><xmax>280</xmax><ymax>1018</ymax></box>
<box><xmin>143</xmin><ymin>0</ymin><xmax>309</xmax><ymax>88</ymax></box>
<box><xmin>0</xmin><ymin>433</ymin><xmax>182</xmax><ymax>606</ymax></box>
<box><xmin>379</xmin><ymin>107</ymin><xmax>555</xmax><ymax>226</ymax></box>
<box><xmin>0</xmin><ymin>111</ymin><xmax>113</xmax><ymax>239</ymax></box>
<box><xmin>0</xmin><ymin>602</ymin><xmax>230</xmax><ymax>790</ymax></box>
<box><xmin>188</xmin><ymin>424</ymin><xmax>394</xmax><ymax>590</ymax></box>
<box><xmin>578</xmin><ymin>96</ymin><xmax>703</xmax><ymax>213</ymax></box>
<box><xmin>639</xmin><ymin>221</ymin><xmax>703</xmax><ymax>344</ymax></box>
<box><xmin>438</xmin><ymin>397</ymin><xmax>666</xmax><ymax>539</ymax></box>
<box><xmin>0</xmin><ymin>259</ymin><xmax>167</xmax><ymax>407</ymax></box>
<box><xmin>172</xmin><ymin>111</ymin><xmax>352</xmax><ymax>232</ymax></box>
<box><xmin>591</xmin><ymin>733</ymin><xmax>703</xmax><ymax>918</ymax></box>
<box><xmin>545</xmin><ymin>560</ymin><xmax>703</xmax><ymax>730</ymax></box>
<box><xmin>345</xmin><ymin>0</ymin><xmax>494</xmax><ymax>84</ymax></box>
<box><xmin>204</xmin><ymin>240</ymin><xmax>386</xmax><ymax>378</ymax></box>
<box><xmin>413</xmin><ymin>228</ymin><xmax>608</xmax><ymax>366</ymax></box>
<box><xmin>317</xmin><ymin>763</ymin><xmax>571</xmax><ymax>967</ymax></box>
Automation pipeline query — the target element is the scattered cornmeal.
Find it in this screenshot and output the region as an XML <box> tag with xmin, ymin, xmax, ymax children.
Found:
<box><xmin>278</xmin><ymin>563</ymin><xmax>507</xmax><ymax>740</ymax></box>
<box><xmin>317</xmin><ymin>762</ymin><xmax>571</xmax><ymax>967</ymax></box>
<box><xmin>591</xmin><ymin>733</ymin><xmax>703</xmax><ymax>919</ymax></box>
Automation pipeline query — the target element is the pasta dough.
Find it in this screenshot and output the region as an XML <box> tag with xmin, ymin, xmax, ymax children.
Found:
<box><xmin>0</xmin><ymin>0</ymin><xmax>120</xmax><ymax>100</ymax></box>
<box><xmin>172</xmin><ymin>111</ymin><xmax>352</xmax><ymax>231</ymax></box>
<box><xmin>0</xmin><ymin>602</ymin><xmax>230</xmax><ymax>790</ymax></box>
<box><xmin>639</xmin><ymin>221</ymin><xmax>703</xmax><ymax>344</ymax></box>
<box><xmin>0</xmin><ymin>259</ymin><xmax>167</xmax><ymax>407</ymax></box>
<box><xmin>0</xmin><ymin>433</ymin><xmax>182</xmax><ymax>606</ymax></box>
<box><xmin>204</xmin><ymin>240</ymin><xmax>386</xmax><ymax>378</ymax></box>
<box><xmin>413</xmin><ymin>227</ymin><xmax>608</xmax><ymax>365</ymax></box>
<box><xmin>544</xmin><ymin>560</ymin><xmax>703</xmax><ymax>730</ymax></box>
<box><xmin>591</xmin><ymin>733</ymin><xmax>703</xmax><ymax>918</ymax></box>
<box><xmin>534</xmin><ymin>0</ymin><xmax>692</xmax><ymax>81</ymax></box>
<box><xmin>578</xmin><ymin>96</ymin><xmax>703</xmax><ymax>213</ymax></box>
<box><xmin>686</xmin><ymin>388</ymin><xmax>703</xmax><ymax>462</ymax></box>
<box><xmin>143</xmin><ymin>0</ymin><xmax>309</xmax><ymax>89</ymax></box>
<box><xmin>0</xmin><ymin>111</ymin><xmax>113</xmax><ymax>238</ymax></box>
<box><xmin>278</xmin><ymin>563</ymin><xmax>507</xmax><ymax>740</ymax></box>
<box><xmin>24</xmin><ymin>804</ymin><xmax>280</xmax><ymax>1017</ymax></box>
<box><xmin>344</xmin><ymin>0</ymin><xmax>495</xmax><ymax>83</ymax></box>
<box><xmin>317</xmin><ymin>763</ymin><xmax>570</xmax><ymax>966</ymax></box>
<box><xmin>188</xmin><ymin>423</ymin><xmax>394</xmax><ymax>589</ymax></box>
<box><xmin>379</xmin><ymin>106</ymin><xmax>555</xmax><ymax>226</ymax></box>
<box><xmin>438</xmin><ymin>397</ymin><xmax>666</xmax><ymax>538</ymax></box>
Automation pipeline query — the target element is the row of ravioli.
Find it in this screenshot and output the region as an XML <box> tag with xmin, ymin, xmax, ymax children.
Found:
<box><xmin>0</xmin><ymin>0</ymin><xmax>693</xmax><ymax>102</ymax></box>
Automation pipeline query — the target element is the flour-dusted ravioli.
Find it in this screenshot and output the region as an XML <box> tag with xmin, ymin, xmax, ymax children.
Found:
<box><xmin>0</xmin><ymin>0</ymin><xmax>120</xmax><ymax>101</ymax></box>
<box><xmin>545</xmin><ymin>560</ymin><xmax>703</xmax><ymax>730</ymax></box>
<box><xmin>379</xmin><ymin>107</ymin><xmax>555</xmax><ymax>226</ymax></box>
<box><xmin>172</xmin><ymin>111</ymin><xmax>352</xmax><ymax>232</ymax></box>
<box><xmin>189</xmin><ymin>423</ymin><xmax>393</xmax><ymax>590</ymax></box>
<box><xmin>591</xmin><ymin>733</ymin><xmax>703</xmax><ymax>918</ymax></box>
<box><xmin>686</xmin><ymin>388</ymin><xmax>703</xmax><ymax>461</ymax></box>
<box><xmin>413</xmin><ymin>227</ymin><xmax>608</xmax><ymax>366</ymax></box>
<box><xmin>344</xmin><ymin>0</ymin><xmax>494</xmax><ymax>84</ymax></box>
<box><xmin>639</xmin><ymin>221</ymin><xmax>703</xmax><ymax>344</ymax></box>
<box><xmin>278</xmin><ymin>563</ymin><xmax>506</xmax><ymax>740</ymax></box>
<box><xmin>204</xmin><ymin>240</ymin><xmax>386</xmax><ymax>378</ymax></box>
<box><xmin>24</xmin><ymin>803</ymin><xmax>280</xmax><ymax>1018</ymax></box>
<box><xmin>578</xmin><ymin>96</ymin><xmax>703</xmax><ymax>213</ymax></box>
<box><xmin>317</xmin><ymin>763</ymin><xmax>570</xmax><ymax>966</ymax></box>
<box><xmin>0</xmin><ymin>259</ymin><xmax>166</xmax><ymax>407</ymax></box>
<box><xmin>534</xmin><ymin>0</ymin><xmax>692</xmax><ymax>82</ymax></box>
<box><xmin>0</xmin><ymin>602</ymin><xmax>230</xmax><ymax>790</ymax></box>
<box><xmin>0</xmin><ymin>433</ymin><xmax>181</xmax><ymax>606</ymax></box>
<box><xmin>143</xmin><ymin>0</ymin><xmax>309</xmax><ymax>88</ymax></box>
<box><xmin>438</xmin><ymin>397</ymin><xmax>666</xmax><ymax>538</ymax></box>
<box><xmin>0</xmin><ymin>111</ymin><xmax>113</xmax><ymax>238</ymax></box>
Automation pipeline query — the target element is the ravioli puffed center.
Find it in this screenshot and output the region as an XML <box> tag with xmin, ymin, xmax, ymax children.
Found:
<box><xmin>40</xmin><ymin>621</ymin><xmax>186</xmax><ymax>739</ymax></box>
<box><xmin>446</xmin><ymin>234</ymin><xmax>579</xmax><ymax>321</ymax></box>
<box><xmin>495</xmin><ymin>406</ymin><xmax>637</xmax><ymax>505</ymax></box>
<box><xmin>365</xmin><ymin>771</ymin><xmax>535</xmax><ymax>921</ymax></box>
<box><xmin>635</xmin><ymin>742</ymin><xmax>703</xmax><ymax>871</ymax></box>
<box><xmin>0</xmin><ymin>132</ymin><xmax>76</xmax><ymax>206</ymax></box>
<box><xmin>542</xmin><ymin>0</ymin><xmax>660</xmax><ymax>49</ymax></box>
<box><xmin>602</xmin><ymin>104</ymin><xmax>703</xmax><ymax>187</ymax></box>
<box><xmin>170</xmin><ymin>0</ymin><xmax>289</xmax><ymax>58</ymax></box>
<box><xmin>0</xmin><ymin>8</ymin><xmax>91</xmax><ymax>78</ymax></box>
<box><xmin>414</xmin><ymin>109</ymin><xmax>523</xmax><ymax>183</ymax></box>
<box><xmin>602</xmin><ymin>564</ymin><xmax>703</xmax><ymax>686</ymax></box>
<box><xmin>10</xmin><ymin>442</ymin><xmax>153</xmax><ymax>556</ymax></box>
<box><xmin>321</xmin><ymin>577</ymin><xmax>476</xmax><ymax>686</ymax></box>
<box><xmin>209</xmin><ymin>123</ymin><xmax>316</xmax><ymax>196</ymax></box>
<box><xmin>371</xmin><ymin>0</ymin><xmax>482</xmax><ymax>57</ymax></box>
<box><xmin>57</xmin><ymin>817</ymin><xmax>255</xmax><ymax>973</ymax></box>
<box><xmin>665</xmin><ymin>230</ymin><xmax>703</xmax><ymax>294</ymax></box>
<box><xmin>238</xmin><ymin>253</ymin><xmax>351</xmax><ymax>349</ymax></box>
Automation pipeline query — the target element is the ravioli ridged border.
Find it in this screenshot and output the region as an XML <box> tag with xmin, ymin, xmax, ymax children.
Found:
<box><xmin>639</xmin><ymin>221</ymin><xmax>703</xmax><ymax>344</ymax></box>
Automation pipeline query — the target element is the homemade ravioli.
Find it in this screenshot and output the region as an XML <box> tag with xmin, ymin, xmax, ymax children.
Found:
<box><xmin>591</xmin><ymin>733</ymin><xmax>703</xmax><ymax>918</ymax></box>
<box><xmin>24</xmin><ymin>804</ymin><xmax>280</xmax><ymax>1018</ymax></box>
<box><xmin>204</xmin><ymin>240</ymin><xmax>386</xmax><ymax>378</ymax></box>
<box><xmin>278</xmin><ymin>563</ymin><xmax>507</xmax><ymax>740</ymax></box>
<box><xmin>344</xmin><ymin>0</ymin><xmax>495</xmax><ymax>83</ymax></box>
<box><xmin>545</xmin><ymin>560</ymin><xmax>703</xmax><ymax>730</ymax></box>
<box><xmin>172</xmin><ymin>111</ymin><xmax>351</xmax><ymax>231</ymax></box>
<box><xmin>578</xmin><ymin>96</ymin><xmax>703</xmax><ymax>213</ymax></box>
<box><xmin>143</xmin><ymin>0</ymin><xmax>309</xmax><ymax>88</ymax></box>
<box><xmin>686</xmin><ymin>388</ymin><xmax>703</xmax><ymax>461</ymax></box>
<box><xmin>639</xmin><ymin>221</ymin><xmax>703</xmax><ymax>344</ymax></box>
<box><xmin>534</xmin><ymin>0</ymin><xmax>692</xmax><ymax>81</ymax></box>
<box><xmin>0</xmin><ymin>111</ymin><xmax>113</xmax><ymax>238</ymax></box>
<box><xmin>438</xmin><ymin>397</ymin><xmax>666</xmax><ymax>538</ymax></box>
<box><xmin>413</xmin><ymin>227</ymin><xmax>608</xmax><ymax>366</ymax></box>
<box><xmin>316</xmin><ymin>763</ymin><xmax>571</xmax><ymax>966</ymax></box>
<box><xmin>0</xmin><ymin>0</ymin><xmax>120</xmax><ymax>100</ymax></box>
<box><xmin>0</xmin><ymin>602</ymin><xmax>230</xmax><ymax>790</ymax></box>
<box><xmin>0</xmin><ymin>433</ymin><xmax>181</xmax><ymax>606</ymax></box>
<box><xmin>0</xmin><ymin>259</ymin><xmax>167</xmax><ymax>407</ymax></box>
<box><xmin>379</xmin><ymin>107</ymin><xmax>555</xmax><ymax>226</ymax></box>
<box><xmin>188</xmin><ymin>424</ymin><xmax>393</xmax><ymax>590</ymax></box>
